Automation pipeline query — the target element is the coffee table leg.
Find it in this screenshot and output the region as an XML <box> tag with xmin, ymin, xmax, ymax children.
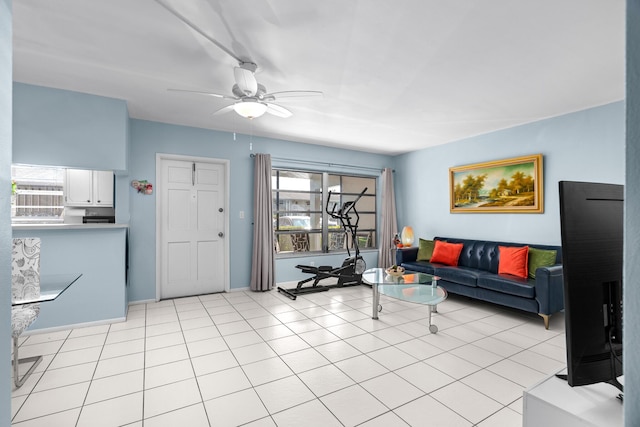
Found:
<box><xmin>372</xmin><ymin>283</ymin><xmax>379</xmax><ymax>320</ymax></box>
<box><xmin>428</xmin><ymin>305</ymin><xmax>438</xmax><ymax>333</ymax></box>
<box><xmin>432</xmin><ymin>280</ymin><xmax>439</xmax><ymax>313</ymax></box>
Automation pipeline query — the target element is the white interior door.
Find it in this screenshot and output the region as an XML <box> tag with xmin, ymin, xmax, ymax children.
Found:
<box><xmin>159</xmin><ymin>157</ymin><xmax>228</xmax><ymax>299</ymax></box>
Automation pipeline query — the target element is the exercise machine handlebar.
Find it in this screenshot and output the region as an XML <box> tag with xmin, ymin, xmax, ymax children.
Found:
<box><xmin>326</xmin><ymin>187</ymin><xmax>368</xmax><ymax>219</ymax></box>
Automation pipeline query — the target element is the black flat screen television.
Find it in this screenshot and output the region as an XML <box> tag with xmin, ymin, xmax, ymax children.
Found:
<box><xmin>558</xmin><ymin>181</ymin><xmax>623</xmax><ymax>397</ymax></box>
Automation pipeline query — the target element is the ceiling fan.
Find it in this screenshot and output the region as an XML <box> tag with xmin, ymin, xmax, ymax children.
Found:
<box><xmin>155</xmin><ymin>0</ymin><xmax>322</xmax><ymax>119</ymax></box>
<box><xmin>169</xmin><ymin>62</ymin><xmax>322</xmax><ymax>119</ymax></box>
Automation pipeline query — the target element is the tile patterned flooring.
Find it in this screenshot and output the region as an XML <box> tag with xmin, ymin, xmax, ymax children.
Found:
<box><xmin>11</xmin><ymin>282</ymin><xmax>566</xmax><ymax>426</ymax></box>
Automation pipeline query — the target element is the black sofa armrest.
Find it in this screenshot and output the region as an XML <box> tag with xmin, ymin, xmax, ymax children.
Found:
<box><xmin>396</xmin><ymin>247</ymin><xmax>419</xmax><ymax>265</ymax></box>
<box><xmin>534</xmin><ymin>264</ymin><xmax>565</xmax><ymax>315</ymax></box>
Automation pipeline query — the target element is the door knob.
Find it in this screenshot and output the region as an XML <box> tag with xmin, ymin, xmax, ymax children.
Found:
<box><xmin>219</xmin><ymin>208</ymin><xmax>224</xmax><ymax>212</ymax></box>
<box><xmin>218</xmin><ymin>232</ymin><xmax>224</xmax><ymax>237</ymax></box>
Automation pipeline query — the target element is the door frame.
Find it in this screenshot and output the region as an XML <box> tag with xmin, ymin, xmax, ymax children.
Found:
<box><xmin>155</xmin><ymin>153</ymin><xmax>230</xmax><ymax>301</ymax></box>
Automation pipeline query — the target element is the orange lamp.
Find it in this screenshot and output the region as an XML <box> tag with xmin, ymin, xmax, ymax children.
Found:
<box><xmin>401</xmin><ymin>226</ymin><xmax>415</xmax><ymax>247</ymax></box>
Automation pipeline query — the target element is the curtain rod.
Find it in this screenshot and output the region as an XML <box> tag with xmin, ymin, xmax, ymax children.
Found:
<box><xmin>250</xmin><ymin>154</ymin><xmax>393</xmax><ymax>173</ymax></box>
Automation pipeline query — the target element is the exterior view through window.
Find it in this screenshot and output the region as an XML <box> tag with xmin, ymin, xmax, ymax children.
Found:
<box><xmin>272</xmin><ymin>169</ymin><xmax>377</xmax><ymax>255</ymax></box>
<box><xmin>11</xmin><ymin>165</ymin><xmax>65</xmax><ymax>223</ymax></box>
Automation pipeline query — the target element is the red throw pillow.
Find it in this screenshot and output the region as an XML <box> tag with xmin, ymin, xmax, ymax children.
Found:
<box><xmin>498</xmin><ymin>246</ymin><xmax>529</xmax><ymax>278</ymax></box>
<box><xmin>430</xmin><ymin>241</ymin><xmax>464</xmax><ymax>266</ymax></box>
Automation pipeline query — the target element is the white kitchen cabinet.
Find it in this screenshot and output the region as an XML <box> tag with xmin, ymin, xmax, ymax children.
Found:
<box><xmin>65</xmin><ymin>169</ymin><xmax>113</xmax><ymax>207</ymax></box>
<box><xmin>64</xmin><ymin>169</ymin><xmax>92</xmax><ymax>206</ymax></box>
<box><xmin>94</xmin><ymin>170</ymin><xmax>114</xmax><ymax>206</ymax></box>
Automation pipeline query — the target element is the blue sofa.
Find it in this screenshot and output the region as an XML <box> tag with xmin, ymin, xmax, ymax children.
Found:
<box><xmin>396</xmin><ymin>237</ymin><xmax>564</xmax><ymax>329</ymax></box>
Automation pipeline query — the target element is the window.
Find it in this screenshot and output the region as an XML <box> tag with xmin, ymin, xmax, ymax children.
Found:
<box><xmin>272</xmin><ymin>169</ymin><xmax>377</xmax><ymax>255</ymax></box>
<box><xmin>11</xmin><ymin>165</ymin><xmax>65</xmax><ymax>223</ymax></box>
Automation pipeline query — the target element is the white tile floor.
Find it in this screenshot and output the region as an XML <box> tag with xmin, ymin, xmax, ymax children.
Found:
<box><xmin>11</xmin><ymin>283</ymin><xmax>566</xmax><ymax>426</ymax></box>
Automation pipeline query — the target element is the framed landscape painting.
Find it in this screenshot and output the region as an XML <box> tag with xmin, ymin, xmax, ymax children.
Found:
<box><xmin>450</xmin><ymin>154</ymin><xmax>544</xmax><ymax>213</ymax></box>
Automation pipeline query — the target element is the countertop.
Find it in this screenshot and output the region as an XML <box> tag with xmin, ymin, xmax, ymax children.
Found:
<box><xmin>12</xmin><ymin>223</ymin><xmax>129</xmax><ymax>230</ymax></box>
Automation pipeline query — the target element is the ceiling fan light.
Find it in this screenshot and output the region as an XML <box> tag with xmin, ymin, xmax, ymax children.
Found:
<box><xmin>233</xmin><ymin>101</ymin><xmax>267</xmax><ymax>119</ymax></box>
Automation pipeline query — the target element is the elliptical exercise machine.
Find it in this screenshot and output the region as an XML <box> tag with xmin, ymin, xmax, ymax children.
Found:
<box><xmin>277</xmin><ymin>188</ymin><xmax>368</xmax><ymax>300</ymax></box>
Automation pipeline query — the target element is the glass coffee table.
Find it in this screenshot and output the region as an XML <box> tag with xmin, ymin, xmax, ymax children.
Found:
<box><xmin>362</xmin><ymin>267</ymin><xmax>446</xmax><ymax>333</ymax></box>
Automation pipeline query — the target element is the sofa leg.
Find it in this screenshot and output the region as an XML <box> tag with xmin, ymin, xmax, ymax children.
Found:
<box><xmin>538</xmin><ymin>313</ymin><xmax>550</xmax><ymax>329</ymax></box>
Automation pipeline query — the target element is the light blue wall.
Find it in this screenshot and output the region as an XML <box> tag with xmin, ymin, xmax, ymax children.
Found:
<box><xmin>127</xmin><ymin>119</ymin><xmax>393</xmax><ymax>300</ymax></box>
<box><xmin>13</xmin><ymin>228</ymin><xmax>128</xmax><ymax>329</ymax></box>
<box><xmin>12</xmin><ymin>82</ymin><xmax>132</xmax><ymax>224</ymax></box>
<box><xmin>625</xmin><ymin>0</ymin><xmax>639</xmax><ymax>423</ymax></box>
<box><xmin>394</xmin><ymin>101</ymin><xmax>625</xmax><ymax>245</ymax></box>
<box><xmin>1</xmin><ymin>0</ymin><xmax>12</xmax><ymax>423</ymax></box>
<box><xmin>13</xmin><ymin>83</ymin><xmax>129</xmax><ymax>171</ymax></box>
<box><xmin>115</xmin><ymin>111</ymin><xmax>132</xmax><ymax>224</ymax></box>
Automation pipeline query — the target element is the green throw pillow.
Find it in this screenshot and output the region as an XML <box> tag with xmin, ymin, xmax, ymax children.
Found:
<box><xmin>417</xmin><ymin>238</ymin><xmax>435</xmax><ymax>261</ymax></box>
<box><xmin>528</xmin><ymin>247</ymin><xmax>557</xmax><ymax>279</ymax></box>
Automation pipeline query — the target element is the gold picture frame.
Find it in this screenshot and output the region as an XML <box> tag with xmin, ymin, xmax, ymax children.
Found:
<box><xmin>450</xmin><ymin>154</ymin><xmax>543</xmax><ymax>213</ymax></box>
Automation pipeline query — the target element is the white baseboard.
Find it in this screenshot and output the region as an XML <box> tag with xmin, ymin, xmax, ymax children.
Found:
<box><xmin>23</xmin><ymin>316</ymin><xmax>127</xmax><ymax>336</ymax></box>
<box><xmin>276</xmin><ymin>278</ymin><xmax>339</xmax><ymax>287</ymax></box>
<box><xmin>126</xmin><ymin>286</ymin><xmax>272</xmax><ymax>306</ymax></box>
<box><xmin>276</xmin><ymin>281</ymin><xmax>300</xmax><ymax>287</ymax></box>
<box><xmin>128</xmin><ymin>299</ymin><xmax>156</xmax><ymax>306</ymax></box>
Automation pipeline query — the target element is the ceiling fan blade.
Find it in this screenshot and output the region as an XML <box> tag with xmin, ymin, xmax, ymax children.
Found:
<box><xmin>168</xmin><ymin>88</ymin><xmax>237</xmax><ymax>100</ymax></box>
<box><xmin>234</xmin><ymin>66</ymin><xmax>258</xmax><ymax>96</ymax></box>
<box><xmin>266</xmin><ymin>90</ymin><xmax>324</xmax><ymax>100</ymax></box>
<box><xmin>153</xmin><ymin>0</ymin><xmax>243</xmax><ymax>64</ymax></box>
<box><xmin>265</xmin><ymin>103</ymin><xmax>292</xmax><ymax>118</ymax></box>
<box><xmin>212</xmin><ymin>104</ymin><xmax>236</xmax><ymax>116</ymax></box>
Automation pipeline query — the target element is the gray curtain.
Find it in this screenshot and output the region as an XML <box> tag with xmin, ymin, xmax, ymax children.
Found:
<box><xmin>377</xmin><ymin>167</ymin><xmax>398</xmax><ymax>268</ymax></box>
<box><xmin>250</xmin><ymin>154</ymin><xmax>275</xmax><ymax>291</ymax></box>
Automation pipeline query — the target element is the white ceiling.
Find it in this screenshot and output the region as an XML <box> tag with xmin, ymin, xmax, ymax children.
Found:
<box><xmin>12</xmin><ymin>0</ymin><xmax>625</xmax><ymax>155</ymax></box>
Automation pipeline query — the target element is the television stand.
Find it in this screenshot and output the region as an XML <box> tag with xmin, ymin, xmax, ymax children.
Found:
<box><xmin>524</xmin><ymin>369</ymin><xmax>623</xmax><ymax>427</ymax></box>
<box><xmin>555</xmin><ymin>373</ymin><xmax>623</xmax><ymax>402</ymax></box>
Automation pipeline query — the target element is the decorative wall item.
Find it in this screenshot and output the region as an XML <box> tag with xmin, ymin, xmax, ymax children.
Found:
<box><xmin>450</xmin><ymin>154</ymin><xmax>543</xmax><ymax>213</ymax></box>
<box><xmin>393</xmin><ymin>232</ymin><xmax>401</xmax><ymax>248</ymax></box>
<box><xmin>131</xmin><ymin>180</ymin><xmax>153</xmax><ymax>195</ymax></box>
